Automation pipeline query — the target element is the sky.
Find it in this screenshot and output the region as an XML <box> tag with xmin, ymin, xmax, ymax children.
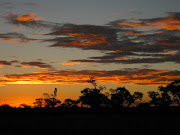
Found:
<box><xmin>0</xmin><ymin>0</ymin><xmax>180</xmax><ymax>107</ymax></box>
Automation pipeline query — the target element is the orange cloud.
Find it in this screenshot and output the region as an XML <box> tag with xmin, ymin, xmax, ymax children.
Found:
<box><xmin>61</xmin><ymin>61</ymin><xmax>97</xmax><ymax>67</ymax></box>
<box><xmin>118</xmin><ymin>16</ymin><xmax>180</xmax><ymax>30</ymax></box>
<box><xmin>158</xmin><ymin>51</ymin><xmax>178</xmax><ymax>55</ymax></box>
<box><xmin>151</xmin><ymin>17</ymin><xmax>180</xmax><ymax>30</ymax></box>
<box><xmin>19</xmin><ymin>62</ymin><xmax>53</xmax><ymax>69</ymax></box>
<box><xmin>63</xmin><ymin>32</ymin><xmax>108</xmax><ymax>46</ymax></box>
<box><xmin>11</xmin><ymin>27</ymin><xmax>24</xmax><ymax>31</ymax></box>
<box><xmin>159</xmin><ymin>42</ymin><xmax>180</xmax><ymax>46</ymax></box>
<box><xmin>16</xmin><ymin>12</ymin><xmax>43</xmax><ymax>22</ymax></box>
<box><xmin>157</xmin><ymin>38</ymin><xmax>169</xmax><ymax>41</ymax></box>
<box><xmin>61</xmin><ymin>61</ymin><xmax>81</xmax><ymax>65</ymax></box>
<box><xmin>2</xmin><ymin>38</ymin><xmax>30</xmax><ymax>43</ymax></box>
<box><xmin>119</xmin><ymin>21</ymin><xmax>149</xmax><ymax>29</ymax></box>
<box><xmin>114</xmin><ymin>58</ymin><xmax>126</xmax><ymax>61</ymax></box>
<box><xmin>20</xmin><ymin>65</ymin><xmax>48</xmax><ymax>69</ymax></box>
<box><xmin>32</xmin><ymin>34</ymin><xmax>45</xmax><ymax>36</ymax></box>
<box><xmin>80</xmin><ymin>64</ymin><xmax>98</xmax><ymax>67</ymax></box>
<box><xmin>49</xmin><ymin>29</ymin><xmax>109</xmax><ymax>47</ymax></box>
<box><xmin>0</xmin><ymin>69</ymin><xmax>179</xmax><ymax>86</ymax></box>
<box><xmin>126</xmin><ymin>32</ymin><xmax>142</xmax><ymax>36</ymax></box>
<box><xmin>20</xmin><ymin>65</ymin><xmax>32</xmax><ymax>68</ymax></box>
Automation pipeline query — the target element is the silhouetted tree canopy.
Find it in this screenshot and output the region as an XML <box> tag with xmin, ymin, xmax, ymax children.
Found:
<box><xmin>159</xmin><ymin>80</ymin><xmax>180</xmax><ymax>105</ymax></box>
<box><xmin>63</xmin><ymin>99</ymin><xmax>80</xmax><ymax>108</ymax></box>
<box><xmin>148</xmin><ymin>91</ymin><xmax>163</xmax><ymax>106</ymax></box>
<box><xmin>110</xmin><ymin>87</ymin><xmax>143</xmax><ymax>107</ymax></box>
<box><xmin>147</xmin><ymin>81</ymin><xmax>180</xmax><ymax>106</ymax></box>
<box><xmin>79</xmin><ymin>87</ymin><xmax>109</xmax><ymax>108</ymax></box>
<box><xmin>34</xmin><ymin>98</ymin><xmax>44</xmax><ymax>108</ymax></box>
<box><xmin>34</xmin><ymin>89</ymin><xmax>61</xmax><ymax>108</ymax></box>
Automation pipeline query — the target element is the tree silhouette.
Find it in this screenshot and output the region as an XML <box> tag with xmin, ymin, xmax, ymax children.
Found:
<box><xmin>34</xmin><ymin>88</ymin><xmax>61</xmax><ymax>108</ymax></box>
<box><xmin>19</xmin><ymin>103</ymin><xmax>31</xmax><ymax>108</ymax></box>
<box><xmin>110</xmin><ymin>87</ymin><xmax>143</xmax><ymax>107</ymax></box>
<box><xmin>87</xmin><ymin>77</ymin><xmax>97</xmax><ymax>89</ymax></box>
<box><xmin>33</xmin><ymin>98</ymin><xmax>44</xmax><ymax>108</ymax></box>
<box><xmin>148</xmin><ymin>91</ymin><xmax>162</xmax><ymax>106</ymax></box>
<box><xmin>159</xmin><ymin>80</ymin><xmax>180</xmax><ymax>105</ymax></box>
<box><xmin>44</xmin><ymin>97</ymin><xmax>61</xmax><ymax>107</ymax></box>
<box><xmin>148</xmin><ymin>91</ymin><xmax>172</xmax><ymax>107</ymax></box>
<box><xmin>79</xmin><ymin>87</ymin><xmax>109</xmax><ymax>108</ymax></box>
<box><xmin>147</xmin><ymin>80</ymin><xmax>180</xmax><ymax>106</ymax></box>
<box><xmin>78</xmin><ymin>77</ymin><xmax>110</xmax><ymax>108</ymax></box>
<box><xmin>63</xmin><ymin>99</ymin><xmax>80</xmax><ymax>108</ymax></box>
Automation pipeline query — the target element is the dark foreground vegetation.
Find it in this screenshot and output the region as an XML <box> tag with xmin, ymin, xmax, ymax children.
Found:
<box><xmin>0</xmin><ymin>79</ymin><xmax>180</xmax><ymax>133</ymax></box>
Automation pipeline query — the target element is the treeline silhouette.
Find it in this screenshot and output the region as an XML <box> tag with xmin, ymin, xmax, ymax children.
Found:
<box><xmin>0</xmin><ymin>79</ymin><xmax>180</xmax><ymax>113</ymax></box>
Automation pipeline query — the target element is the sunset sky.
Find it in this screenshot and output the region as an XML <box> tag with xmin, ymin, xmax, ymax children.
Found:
<box><xmin>0</xmin><ymin>0</ymin><xmax>180</xmax><ymax>107</ymax></box>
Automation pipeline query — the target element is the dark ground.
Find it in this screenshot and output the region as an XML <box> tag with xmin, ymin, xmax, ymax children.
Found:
<box><xmin>0</xmin><ymin>107</ymin><xmax>179</xmax><ymax>134</ymax></box>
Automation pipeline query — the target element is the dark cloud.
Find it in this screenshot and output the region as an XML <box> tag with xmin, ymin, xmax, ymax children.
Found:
<box><xmin>46</xmin><ymin>24</ymin><xmax>118</xmax><ymax>50</ymax></box>
<box><xmin>0</xmin><ymin>32</ymin><xmax>38</xmax><ymax>43</ymax></box>
<box><xmin>72</xmin><ymin>49</ymin><xmax>180</xmax><ymax>64</ymax></box>
<box><xmin>18</xmin><ymin>61</ymin><xmax>54</xmax><ymax>69</ymax></box>
<box><xmin>3</xmin><ymin>11</ymin><xmax>180</xmax><ymax>65</ymax></box>
<box><xmin>51</xmin><ymin>13</ymin><xmax>180</xmax><ymax>64</ymax></box>
<box><xmin>0</xmin><ymin>60</ymin><xmax>54</xmax><ymax>70</ymax></box>
<box><xmin>0</xmin><ymin>60</ymin><xmax>12</xmax><ymax>66</ymax></box>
